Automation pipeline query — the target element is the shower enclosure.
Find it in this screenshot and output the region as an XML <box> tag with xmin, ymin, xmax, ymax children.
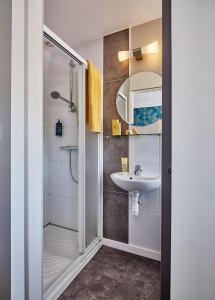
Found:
<box><xmin>43</xmin><ymin>26</ymin><xmax>102</xmax><ymax>298</ymax></box>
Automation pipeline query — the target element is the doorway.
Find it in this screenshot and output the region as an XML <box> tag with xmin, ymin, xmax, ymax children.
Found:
<box><xmin>10</xmin><ymin>0</ymin><xmax>172</xmax><ymax>298</ymax></box>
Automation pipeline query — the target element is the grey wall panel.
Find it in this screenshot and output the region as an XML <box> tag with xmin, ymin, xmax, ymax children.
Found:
<box><xmin>103</xmin><ymin>30</ymin><xmax>129</xmax><ymax>242</ymax></box>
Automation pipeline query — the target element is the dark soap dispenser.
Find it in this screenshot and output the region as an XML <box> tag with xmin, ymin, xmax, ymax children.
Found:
<box><xmin>56</xmin><ymin>119</ymin><xmax>63</xmax><ymax>136</ymax></box>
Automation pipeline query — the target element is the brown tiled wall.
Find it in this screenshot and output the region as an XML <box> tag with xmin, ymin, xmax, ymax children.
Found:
<box><xmin>103</xmin><ymin>29</ymin><xmax>129</xmax><ymax>243</ymax></box>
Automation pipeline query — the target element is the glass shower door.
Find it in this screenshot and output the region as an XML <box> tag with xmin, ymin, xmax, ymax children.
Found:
<box><xmin>77</xmin><ymin>64</ymin><xmax>101</xmax><ymax>251</ymax></box>
<box><xmin>85</xmin><ymin>130</ymin><xmax>100</xmax><ymax>248</ymax></box>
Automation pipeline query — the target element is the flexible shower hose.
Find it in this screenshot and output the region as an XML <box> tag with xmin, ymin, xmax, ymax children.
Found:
<box><xmin>69</xmin><ymin>149</ymin><xmax>78</xmax><ymax>184</ymax></box>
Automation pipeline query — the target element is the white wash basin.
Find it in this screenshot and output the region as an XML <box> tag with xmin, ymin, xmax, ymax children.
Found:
<box><xmin>110</xmin><ymin>172</ymin><xmax>161</xmax><ymax>192</ymax></box>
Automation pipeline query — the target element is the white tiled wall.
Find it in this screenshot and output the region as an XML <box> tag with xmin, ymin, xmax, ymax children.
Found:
<box><xmin>43</xmin><ymin>45</ymin><xmax>79</xmax><ymax>230</ymax></box>
<box><xmin>129</xmin><ymin>135</ymin><xmax>161</xmax><ymax>254</ymax></box>
<box><xmin>129</xmin><ymin>19</ymin><xmax>162</xmax><ymax>257</ymax></box>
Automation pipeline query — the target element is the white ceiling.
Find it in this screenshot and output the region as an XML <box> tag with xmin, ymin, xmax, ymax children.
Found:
<box><xmin>44</xmin><ymin>0</ymin><xmax>162</xmax><ymax>47</ymax></box>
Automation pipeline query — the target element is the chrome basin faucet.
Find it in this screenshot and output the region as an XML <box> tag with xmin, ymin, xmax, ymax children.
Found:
<box><xmin>134</xmin><ymin>165</ymin><xmax>143</xmax><ymax>176</ymax></box>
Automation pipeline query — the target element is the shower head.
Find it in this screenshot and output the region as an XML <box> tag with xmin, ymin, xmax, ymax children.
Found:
<box><xmin>50</xmin><ymin>91</ymin><xmax>60</xmax><ymax>99</ymax></box>
<box><xmin>50</xmin><ymin>91</ymin><xmax>70</xmax><ymax>104</ymax></box>
<box><xmin>50</xmin><ymin>91</ymin><xmax>78</xmax><ymax>113</ymax></box>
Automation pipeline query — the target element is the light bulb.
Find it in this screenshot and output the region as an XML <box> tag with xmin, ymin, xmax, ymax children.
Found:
<box><xmin>118</xmin><ymin>50</ymin><xmax>133</xmax><ymax>62</ymax></box>
<box><xmin>141</xmin><ymin>41</ymin><xmax>159</xmax><ymax>55</ymax></box>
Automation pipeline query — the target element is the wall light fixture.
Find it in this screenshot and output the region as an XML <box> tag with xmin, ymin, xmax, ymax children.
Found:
<box><xmin>118</xmin><ymin>41</ymin><xmax>159</xmax><ymax>62</ymax></box>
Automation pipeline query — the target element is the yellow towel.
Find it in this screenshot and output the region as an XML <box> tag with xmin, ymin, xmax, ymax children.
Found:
<box><xmin>87</xmin><ymin>61</ymin><xmax>102</xmax><ymax>133</ymax></box>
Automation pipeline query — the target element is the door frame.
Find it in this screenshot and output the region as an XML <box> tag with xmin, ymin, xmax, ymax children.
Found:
<box><xmin>11</xmin><ymin>0</ymin><xmax>172</xmax><ymax>298</ymax></box>
<box><xmin>161</xmin><ymin>0</ymin><xmax>172</xmax><ymax>299</ymax></box>
<box><xmin>11</xmin><ymin>0</ymin><xmax>44</xmax><ymax>299</ymax></box>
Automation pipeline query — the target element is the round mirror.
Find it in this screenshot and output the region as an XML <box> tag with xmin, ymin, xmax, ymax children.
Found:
<box><xmin>116</xmin><ymin>72</ymin><xmax>162</xmax><ymax>129</ymax></box>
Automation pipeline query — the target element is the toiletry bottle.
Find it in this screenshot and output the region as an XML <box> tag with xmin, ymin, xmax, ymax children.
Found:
<box><xmin>112</xmin><ymin>119</ymin><xmax>121</xmax><ymax>135</ymax></box>
<box><xmin>56</xmin><ymin>119</ymin><xmax>63</xmax><ymax>136</ymax></box>
<box><xmin>121</xmin><ymin>157</ymin><xmax>128</xmax><ymax>172</ymax></box>
<box><xmin>125</xmin><ymin>129</ymin><xmax>133</xmax><ymax>135</ymax></box>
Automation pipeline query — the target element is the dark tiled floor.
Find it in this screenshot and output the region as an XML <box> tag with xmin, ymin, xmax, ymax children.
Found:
<box><xmin>58</xmin><ymin>246</ymin><xmax>160</xmax><ymax>300</ymax></box>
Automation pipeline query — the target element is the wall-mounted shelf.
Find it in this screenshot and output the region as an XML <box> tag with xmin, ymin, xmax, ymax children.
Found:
<box><xmin>59</xmin><ymin>145</ymin><xmax>79</xmax><ymax>151</ymax></box>
<box><xmin>104</xmin><ymin>133</ymin><xmax>162</xmax><ymax>139</ymax></box>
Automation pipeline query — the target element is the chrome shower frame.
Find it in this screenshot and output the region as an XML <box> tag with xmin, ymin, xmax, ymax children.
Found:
<box><xmin>42</xmin><ymin>26</ymin><xmax>103</xmax><ymax>300</ymax></box>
